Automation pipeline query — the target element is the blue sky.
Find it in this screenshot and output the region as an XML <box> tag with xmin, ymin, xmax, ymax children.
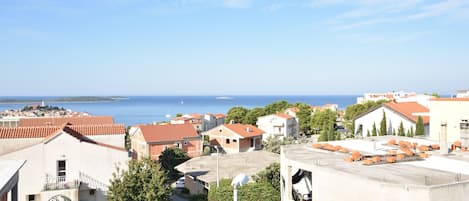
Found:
<box><xmin>1</xmin><ymin>0</ymin><xmax>468</xmax><ymax>96</ymax></box>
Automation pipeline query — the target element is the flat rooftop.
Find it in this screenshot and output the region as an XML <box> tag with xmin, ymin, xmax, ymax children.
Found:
<box><xmin>0</xmin><ymin>160</ymin><xmax>25</xmax><ymax>190</ymax></box>
<box><xmin>176</xmin><ymin>151</ymin><xmax>279</xmax><ymax>184</ymax></box>
<box><xmin>282</xmin><ymin>137</ymin><xmax>469</xmax><ymax>187</ymax></box>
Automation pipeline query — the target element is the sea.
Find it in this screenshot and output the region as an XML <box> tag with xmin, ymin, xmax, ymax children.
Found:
<box><xmin>0</xmin><ymin>96</ymin><xmax>357</xmax><ymax>126</ymax></box>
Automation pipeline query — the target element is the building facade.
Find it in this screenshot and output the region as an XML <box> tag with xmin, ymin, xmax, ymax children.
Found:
<box><xmin>130</xmin><ymin>124</ymin><xmax>202</xmax><ymax>160</ymax></box>
<box><xmin>257</xmin><ymin>113</ymin><xmax>299</xmax><ymax>140</ymax></box>
<box><xmin>203</xmin><ymin>124</ymin><xmax>263</xmax><ymax>154</ymax></box>
<box><xmin>428</xmin><ymin>98</ymin><xmax>469</xmax><ymax>144</ymax></box>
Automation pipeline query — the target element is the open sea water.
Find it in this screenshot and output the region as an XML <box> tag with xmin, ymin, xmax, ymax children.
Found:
<box><xmin>0</xmin><ymin>96</ymin><xmax>357</xmax><ymax>126</ymax></box>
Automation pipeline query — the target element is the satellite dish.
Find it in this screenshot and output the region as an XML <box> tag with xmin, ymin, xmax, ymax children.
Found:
<box><xmin>231</xmin><ymin>174</ymin><xmax>249</xmax><ymax>187</ymax></box>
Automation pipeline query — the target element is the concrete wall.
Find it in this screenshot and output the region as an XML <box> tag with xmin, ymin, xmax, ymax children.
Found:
<box><xmin>88</xmin><ymin>135</ymin><xmax>124</xmax><ymax>148</ymax></box>
<box><xmin>0</xmin><ymin>138</ymin><xmax>42</xmax><ymax>155</ymax></box>
<box><xmin>429</xmin><ymin>100</ymin><xmax>469</xmax><ymax>143</ymax></box>
<box><xmin>185</xmin><ymin>175</ymin><xmax>206</xmax><ymax>195</ymax></box>
<box><xmin>355</xmin><ymin>106</ymin><xmax>419</xmax><ymax>137</ymax></box>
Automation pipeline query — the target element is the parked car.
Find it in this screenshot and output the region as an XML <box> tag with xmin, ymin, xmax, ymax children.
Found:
<box><xmin>175</xmin><ymin>177</ymin><xmax>185</xmax><ymax>188</ymax></box>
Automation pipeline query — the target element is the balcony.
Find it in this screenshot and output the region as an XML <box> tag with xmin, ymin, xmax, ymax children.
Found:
<box><xmin>43</xmin><ymin>175</ymin><xmax>80</xmax><ymax>191</ymax></box>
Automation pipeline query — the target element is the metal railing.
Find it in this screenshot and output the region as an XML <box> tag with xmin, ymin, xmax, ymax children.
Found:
<box><xmin>43</xmin><ymin>175</ymin><xmax>80</xmax><ymax>191</ymax></box>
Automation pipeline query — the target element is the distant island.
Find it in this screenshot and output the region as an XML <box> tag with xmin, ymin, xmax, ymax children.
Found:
<box><xmin>0</xmin><ymin>96</ymin><xmax>128</xmax><ymax>104</ymax></box>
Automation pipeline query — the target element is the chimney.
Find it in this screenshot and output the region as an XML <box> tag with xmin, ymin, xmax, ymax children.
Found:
<box><xmin>230</xmin><ymin>120</ymin><xmax>235</xmax><ymax>124</ymax></box>
<box><xmin>246</xmin><ymin>127</ymin><xmax>251</xmax><ymax>132</ymax></box>
<box><xmin>440</xmin><ymin>122</ymin><xmax>448</xmax><ymax>154</ymax></box>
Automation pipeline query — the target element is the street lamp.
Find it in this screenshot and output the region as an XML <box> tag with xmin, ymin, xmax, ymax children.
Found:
<box><xmin>231</xmin><ymin>174</ymin><xmax>249</xmax><ymax>201</ymax></box>
<box><xmin>213</xmin><ymin>145</ymin><xmax>220</xmax><ymax>188</ymax></box>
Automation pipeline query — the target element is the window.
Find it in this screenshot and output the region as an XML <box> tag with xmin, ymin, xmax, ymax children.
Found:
<box><xmin>28</xmin><ymin>195</ymin><xmax>35</xmax><ymax>201</ymax></box>
<box><xmin>57</xmin><ymin>160</ymin><xmax>66</xmax><ymax>179</ymax></box>
<box><xmin>176</xmin><ymin>143</ymin><xmax>181</xmax><ymax>148</ymax></box>
<box><xmin>250</xmin><ymin>138</ymin><xmax>254</xmax><ymax>147</ymax></box>
<box><xmin>226</xmin><ymin>139</ymin><xmax>230</xmax><ymax>144</ymax></box>
<box><xmin>233</xmin><ymin>139</ymin><xmax>237</xmax><ymax>143</ymax></box>
<box><xmin>184</xmin><ymin>141</ymin><xmax>188</xmax><ymax>145</ymax></box>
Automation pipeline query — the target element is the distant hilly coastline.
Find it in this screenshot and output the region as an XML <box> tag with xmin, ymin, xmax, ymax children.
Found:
<box><xmin>0</xmin><ymin>96</ymin><xmax>129</xmax><ymax>104</ymax></box>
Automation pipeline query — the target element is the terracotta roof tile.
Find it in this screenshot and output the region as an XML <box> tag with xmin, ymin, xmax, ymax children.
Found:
<box><xmin>19</xmin><ymin>116</ymin><xmax>114</xmax><ymax>127</ymax></box>
<box><xmin>275</xmin><ymin>113</ymin><xmax>294</xmax><ymax>119</ymax></box>
<box><xmin>214</xmin><ymin>114</ymin><xmax>226</xmax><ymax>119</ymax></box>
<box><xmin>224</xmin><ymin>124</ymin><xmax>264</xmax><ymax>138</ymax></box>
<box><xmin>0</xmin><ymin>124</ymin><xmax>125</xmax><ymax>139</ymax></box>
<box><xmin>287</xmin><ymin>107</ymin><xmax>299</xmax><ymax>113</ymax></box>
<box><xmin>384</xmin><ymin>102</ymin><xmax>429</xmax><ymax>124</ymax></box>
<box><xmin>138</xmin><ymin>124</ymin><xmax>199</xmax><ymax>143</ymax></box>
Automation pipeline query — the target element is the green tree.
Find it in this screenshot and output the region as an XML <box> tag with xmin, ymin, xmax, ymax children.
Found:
<box><xmin>176</xmin><ymin>113</ymin><xmax>183</xmax><ymax>117</ymax></box>
<box><xmin>393</xmin><ymin>128</ymin><xmax>396</xmax><ymax>136</ymax></box>
<box><xmin>343</xmin><ymin>100</ymin><xmax>388</xmax><ymax>133</ymax></box>
<box><xmin>225</xmin><ymin>106</ymin><xmax>249</xmax><ymax>124</ymax></box>
<box><xmin>380</xmin><ymin>111</ymin><xmax>387</xmax><ymax>136</ymax></box>
<box><xmin>367</xmin><ymin>130</ymin><xmax>371</xmax><ymax>137</ymax></box>
<box><xmin>264</xmin><ymin>100</ymin><xmax>291</xmax><ymax>114</ymax></box>
<box><xmin>415</xmin><ymin>116</ymin><xmax>425</xmax><ymax>136</ymax></box>
<box><xmin>296</xmin><ymin>103</ymin><xmax>313</xmax><ymax>135</ymax></box>
<box><xmin>108</xmin><ymin>158</ymin><xmax>171</xmax><ymax>201</ymax></box>
<box><xmin>158</xmin><ymin>147</ymin><xmax>190</xmax><ymax>180</ymax></box>
<box><xmin>312</xmin><ymin>109</ymin><xmax>337</xmax><ymax>142</ymax></box>
<box><xmin>372</xmin><ymin>122</ymin><xmax>377</xmax><ymax>136</ymax></box>
<box><xmin>125</xmin><ymin>126</ymin><xmax>131</xmax><ymax>150</ymax></box>
<box><xmin>410</xmin><ymin>126</ymin><xmax>414</xmax><ymax>137</ymax></box>
<box><xmin>242</xmin><ymin>107</ymin><xmax>265</xmax><ymax>125</ymax></box>
<box><xmin>253</xmin><ymin>163</ymin><xmax>280</xmax><ymax>191</ymax></box>
<box><xmin>398</xmin><ymin>121</ymin><xmax>405</xmax><ymax>136</ymax></box>
<box><xmin>263</xmin><ymin>136</ymin><xmax>294</xmax><ymax>154</ymax></box>
<box><xmin>208</xmin><ymin>179</ymin><xmax>279</xmax><ymax>201</ymax></box>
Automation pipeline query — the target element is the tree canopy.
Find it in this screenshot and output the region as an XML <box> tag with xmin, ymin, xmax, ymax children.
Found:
<box><xmin>312</xmin><ymin>109</ymin><xmax>338</xmax><ymax>141</ymax></box>
<box><xmin>158</xmin><ymin>147</ymin><xmax>190</xmax><ymax>180</ymax></box>
<box><xmin>398</xmin><ymin>121</ymin><xmax>406</xmax><ymax>136</ymax></box>
<box><xmin>343</xmin><ymin>100</ymin><xmax>388</xmax><ymax>133</ymax></box>
<box><xmin>242</xmin><ymin>107</ymin><xmax>266</xmax><ymax>125</ymax></box>
<box><xmin>225</xmin><ymin>106</ymin><xmax>249</xmax><ymax>124</ymax></box>
<box><xmin>108</xmin><ymin>158</ymin><xmax>171</xmax><ymax>201</ymax></box>
<box><xmin>263</xmin><ymin>136</ymin><xmax>294</xmax><ymax>154</ymax></box>
<box><xmin>252</xmin><ymin>163</ymin><xmax>280</xmax><ymax>191</ymax></box>
<box><xmin>295</xmin><ymin>103</ymin><xmax>313</xmax><ymax>135</ymax></box>
<box><xmin>380</xmin><ymin>111</ymin><xmax>387</xmax><ymax>136</ymax></box>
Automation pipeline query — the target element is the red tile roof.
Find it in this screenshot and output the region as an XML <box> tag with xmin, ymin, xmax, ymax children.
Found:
<box><xmin>224</xmin><ymin>124</ymin><xmax>264</xmax><ymax>138</ymax></box>
<box><xmin>275</xmin><ymin>113</ymin><xmax>294</xmax><ymax>119</ymax></box>
<box><xmin>138</xmin><ymin>124</ymin><xmax>199</xmax><ymax>143</ymax></box>
<box><xmin>19</xmin><ymin>116</ymin><xmax>114</xmax><ymax>127</ymax></box>
<box><xmin>384</xmin><ymin>102</ymin><xmax>430</xmax><ymax>124</ymax></box>
<box><xmin>214</xmin><ymin>114</ymin><xmax>226</xmax><ymax>119</ymax></box>
<box><xmin>0</xmin><ymin>124</ymin><xmax>125</xmax><ymax>139</ymax></box>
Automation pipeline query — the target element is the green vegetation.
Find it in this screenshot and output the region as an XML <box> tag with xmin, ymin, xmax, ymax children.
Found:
<box><xmin>225</xmin><ymin>106</ymin><xmax>249</xmax><ymax>124</ymax></box>
<box><xmin>125</xmin><ymin>126</ymin><xmax>131</xmax><ymax>150</ymax></box>
<box><xmin>158</xmin><ymin>147</ymin><xmax>190</xmax><ymax>180</ymax></box>
<box><xmin>372</xmin><ymin>122</ymin><xmax>378</xmax><ymax>137</ymax></box>
<box><xmin>398</xmin><ymin>121</ymin><xmax>405</xmax><ymax>136</ymax></box>
<box><xmin>311</xmin><ymin>109</ymin><xmax>338</xmax><ymax>141</ymax></box>
<box><xmin>242</xmin><ymin>107</ymin><xmax>266</xmax><ymax>125</ymax></box>
<box><xmin>176</xmin><ymin>113</ymin><xmax>183</xmax><ymax>117</ymax></box>
<box><xmin>295</xmin><ymin>103</ymin><xmax>313</xmax><ymax>135</ymax></box>
<box><xmin>415</xmin><ymin>116</ymin><xmax>425</xmax><ymax>136</ymax></box>
<box><xmin>252</xmin><ymin>163</ymin><xmax>280</xmax><ymax>191</ymax></box>
<box><xmin>380</xmin><ymin>111</ymin><xmax>387</xmax><ymax>136</ymax></box>
<box><xmin>263</xmin><ymin>136</ymin><xmax>294</xmax><ymax>154</ymax></box>
<box><xmin>108</xmin><ymin>158</ymin><xmax>171</xmax><ymax>201</ymax></box>
<box><xmin>208</xmin><ymin>179</ymin><xmax>279</xmax><ymax>201</ymax></box>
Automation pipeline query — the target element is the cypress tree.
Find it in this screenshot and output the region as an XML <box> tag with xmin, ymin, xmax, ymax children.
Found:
<box><xmin>415</xmin><ymin>116</ymin><xmax>425</xmax><ymax>136</ymax></box>
<box><xmin>372</xmin><ymin>122</ymin><xmax>377</xmax><ymax>136</ymax></box>
<box><xmin>380</xmin><ymin>111</ymin><xmax>387</xmax><ymax>136</ymax></box>
<box><xmin>398</xmin><ymin>121</ymin><xmax>405</xmax><ymax>136</ymax></box>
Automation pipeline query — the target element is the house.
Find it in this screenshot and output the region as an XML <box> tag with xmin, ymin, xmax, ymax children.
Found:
<box><xmin>203</xmin><ymin>124</ymin><xmax>263</xmax><ymax>154</ymax></box>
<box><xmin>281</xmin><ymin>137</ymin><xmax>469</xmax><ymax>201</ymax></box>
<box><xmin>322</xmin><ymin>104</ymin><xmax>338</xmax><ymax>112</ymax></box>
<box><xmin>428</xmin><ymin>98</ymin><xmax>469</xmax><ymax>144</ymax></box>
<box><xmin>257</xmin><ymin>113</ymin><xmax>299</xmax><ymax>140</ymax></box>
<box><xmin>175</xmin><ymin>151</ymin><xmax>279</xmax><ymax>195</ymax></box>
<box><xmin>456</xmin><ymin>90</ymin><xmax>469</xmax><ymax>98</ymax></box>
<box><xmin>354</xmin><ymin>102</ymin><xmax>430</xmax><ymax>137</ymax></box>
<box><xmin>0</xmin><ymin>125</ymin><xmax>129</xmax><ymax>201</ymax></box>
<box><xmin>130</xmin><ymin>124</ymin><xmax>202</xmax><ymax>160</ymax></box>
<box><xmin>356</xmin><ymin>91</ymin><xmax>417</xmax><ymax>104</ymax></box>
<box><xmin>0</xmin><ymin>160</ymin><xmax>25</xmax><ymax>201</ymax></box>
<box><xmin>285</xmin><ymin>107</ymin><xmax>299</xmax><ymax>118</ymax></box>
<box><xmin>171</xmin><ymin>113</ymin><xmax>225</xmax><ymax>132</ymax></box>
<box><xmin>0</xmin><ymin>124</ymin><xmax>126</xmax><ymax>155</ymax></box>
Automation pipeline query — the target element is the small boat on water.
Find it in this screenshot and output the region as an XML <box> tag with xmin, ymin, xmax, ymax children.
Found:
<box><xmin>215</xmin><ymin>96</ymin><xmax>234</xmax><ymax>100</ymax></box>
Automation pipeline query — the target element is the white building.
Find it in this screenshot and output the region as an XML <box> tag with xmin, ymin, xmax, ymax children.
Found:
<box><xmin>456</xmin><ymin>90</ymin><xmax>469</xmax><ymax>98</ymax></box>
<box><xmin>0</xmin><ymin>125</ymin><xmax>129</xmax><ymax>201</ymax></box>
<box><xmin>356</xmin><ymin>91</ymin><xmax>417</xmax><ymax>104</ymax></box>
<box><xmin>354</xmin><ymin>102</ymin><xmax>429</xmax><ymax>137</ymax></box>
<box><xmin>428</xmin><ymin>98</ymin><xmax>469</xmax><ymax>144</ymax></box>
<box><xmin>0</xmin><ymin>160</ymin><xmax>25</xmax><ymax>201</ymax></box>
<box><xmin>171</xmin><ymin>113</ymin><xmax>225</xmax><ymax>132</ymax></box>
<box><xmin>257</xmin><ymin>113</ymin><xmax>299</xmax><ymax>139</ymax></box>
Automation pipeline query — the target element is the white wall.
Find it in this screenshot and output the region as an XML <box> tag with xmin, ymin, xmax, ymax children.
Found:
<box><xmin>257</xmin><ymin>115</ymin><xmax>299</xmax><ymax>139</ymax></box>
<box><xmin>0</xmin><ymin>138</ymin><xmax>42</xmax><ymax>155</ymax></box>
<box><xmin>354</xmin><ymin>106</ymin><xmax>417</xmax><ymax>137</ymax></box>
<box><xmin>0</xmin><ymin>131</ymin><xmax>129</xmax><ymax>201</ymax></box>
<box><xmin>429</xmin><ymin>100</ymin><xmax>469</xmax><ymax>143</ymax></box>
<box><xmin>88</xmin><ymin>135</ymin><xmax>125</xmax><ymax>148</ymax></box>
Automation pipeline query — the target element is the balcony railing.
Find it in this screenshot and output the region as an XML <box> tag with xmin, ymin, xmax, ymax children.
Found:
<box><xmin>43</xmin><ymin>175</ymin><xmax>80</xmax><ymax>191</ymax></box>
